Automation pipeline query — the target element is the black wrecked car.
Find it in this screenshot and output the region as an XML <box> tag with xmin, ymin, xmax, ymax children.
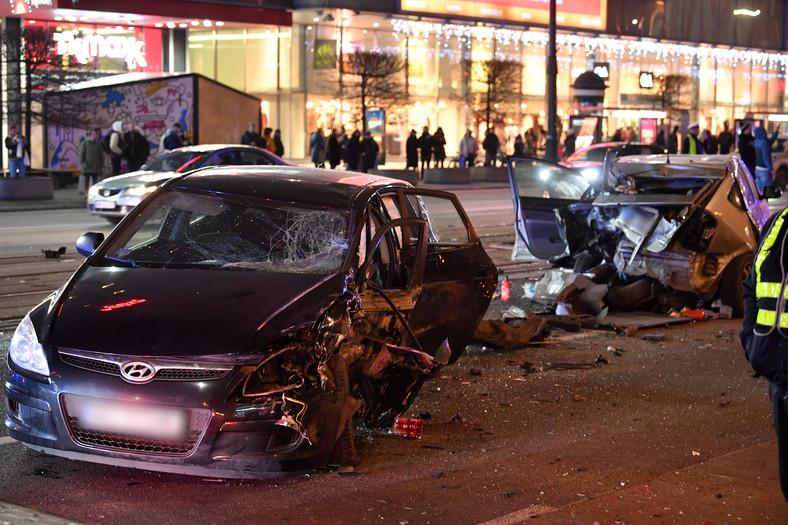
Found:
<box><xmin>509</xmin><ymin>154</ymin><xmax>775</xmax><ymax>316</ymax></box>
<box><xmin>6</xmin><ymin>166</ymin><xmax>496</xmax><ymax>478</ymax></box>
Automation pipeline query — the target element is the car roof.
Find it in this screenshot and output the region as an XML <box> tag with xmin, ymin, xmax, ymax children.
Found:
<box><xmin>173</xmin><ymin>165</ymin><xmax>413</xmax><ymax>210</ymax></box>
<box><xmin>166</xmin><ymin>144</ymin><xmax>270</xmax><ymax>154</ymax></box>
<box><xmin>614</xmin><ymin>153</ymin><xmax>733</xmax><ymax>178</ymax></box>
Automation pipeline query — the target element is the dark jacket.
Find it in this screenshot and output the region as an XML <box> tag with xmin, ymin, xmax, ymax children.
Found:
<box><xmin>432</xmin><ymin>132</ymin><xmax>446</xmax><ymax>161</ymax></box>
<box><xmin>742</xmin><ymin>210</ymin><xmax>788</xmax><ymax>394</ymax></box>
<box><xmin>124</xmin><ymin>130</ymin><xmax>149</xmax><ymax>170</ymax></box>
<box><xmin>345</xmin><ymin>132</ymin><xmax>361</xmax><ymax>171</ymax></box>
<box><xmin>241</xmin><ymin>130</ymin><xmax>262</xmax><ymax>148</ymax></box>
<box><xmin>418</xmin><ymin>132</ymin><xmax>432</xmax><ymax>161</ymax></box>
<box><xmin>739</xmin><ymin>133</ymin><xmax>756</xmax><ymax>175</ymax></box>
<box><xmin>406</xmin><ymin>134</ymin><xmax>418</xmax><ymax>168</ymax></box>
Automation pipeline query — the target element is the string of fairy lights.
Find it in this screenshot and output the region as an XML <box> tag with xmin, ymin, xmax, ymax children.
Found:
<box><xmin>390</xmin><ymin>18</ymin><xmax>788</xmax><ymax>72</ymax></box>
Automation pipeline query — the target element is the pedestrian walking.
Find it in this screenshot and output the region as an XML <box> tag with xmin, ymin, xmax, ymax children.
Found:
<box><xmin>742</xmin><ymin>205</ymin><xmax>788</xmax><ymax>505</ymax></box>
<box><xmin>718</xmin><ymin>121</ymin><xmax>734</xmax><ymax>154</ymax></box>
<box><xmin>241</xmin><ymin>122</ymin><xmax>262</xmax><ymax>148</ymax></box>
<box><xmin>432</xmin><ymin>127</ymin><xmax>447</xmax><ymax>168</ymax></box>
<box><xmin>668</xmin><ymin>125</ymin><xmax>680</xmax><ymax>154</ymax></box>
<box><xmin>405</xmin><ymin>129</ymin><xmax>419</xmax><ymax>169</ymax></box>
<box><xmin>754</xmin><ymin>125</ymin><xmax>780</xmax><ymax>193</ymax></box>
<box><xmin>273</xmin><ymin>129</ymin><xmax>284</xmax><ymax>157</ymax></box>
<box><xmin>483</xmin><ymin>129</ymin><xmax>500</xmax><ymax>167</ymax></box>
<box><xmin>124</xmin><ymin>121</ymin><xmax>149</xmax><ymax>172</ymax></box>
<box><xmin>310</xmin><ymin>128</ymin><xmax>326</xmax><ymax>167</ymax></box>
<box><xmin>160</xmin><ymin>122</ymin><xmax>189</xmax><ymax>155</ymax></box>
<box><xmin>563</xmin><ymin>128</ymin><xmax>576</xmax><ymax>158</ymax></box>
<box><xmin>739</xmin><ymin>123</ymin><xmax>756</xmax><ymax>176</ymax></box>
<box><xmin>418</xmin><ymin>126</ymin><xmax>432</xmax><ymax>173</ymax></box>
<box><xmin>108</xmin><ymin>120</ymin><xmax>126</xmax><ymax>175</ymax></box>
<box><xmin>513</xmin><ymin>134</ymin><xmax>525</xmax><ymax>157</ymax></box>
<box><xmin>78</xmin><ymin>128</ymin><xmax>104</xmax><ymax>194</ymax></box>
<box><xmin>5</xmin><ymin>125</ymin><xmax>27</xmax><ymax>178</ymax></box>
<box><xmin>326</xmin><ymin>128</ymin><xmax>342</xmax><ymax>169</ymax></box>
<box><xmin>262</xmin><ymin>127</ymin><xmax>275</xmax><ymax>152</ymax></box>
<box><xmin>345</xmin><ymin>130</ymin><xmax>361</xmax><ymax>171</ymax></box>
<box><xmin>458</xmin><ymin>129</ymin><xmax>478</xmax><ymax>167</ymax></box>
<box><xmin>359</xmin><ymin>131</ymin><xmax>379</xmax><ymax>173</ymax></box>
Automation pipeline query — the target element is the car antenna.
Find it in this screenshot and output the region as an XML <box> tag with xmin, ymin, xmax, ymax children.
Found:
<box><xmin>318</xmin><ymin>116</ymin><xmax>336</xmax><ymax>169</ymax></box>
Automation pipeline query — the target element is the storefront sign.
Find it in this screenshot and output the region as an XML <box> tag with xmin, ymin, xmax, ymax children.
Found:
<box><xmin>639</xmin><ymin>71</ymin><xmax>654</xmax><ymax>89</ymax></box>
<box><xmin>53</xmin><ymin>32</ymin><xmax>147</xmax><ymax>69</ymax></box>
<box><xmin>400</xmin><ymin>0</ymin><xmax>607</xmax><ymax>30</ymax></box>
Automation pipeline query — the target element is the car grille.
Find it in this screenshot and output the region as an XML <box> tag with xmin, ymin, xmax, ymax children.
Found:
<box><xmin>61</xmin><ymin>394</ymin><xmax>211</xmax><ymax>456</ymax></box>
<box><xmin>59</xmin><ymin>350</ymin><xmax>232</xmax><ymax>381</ymax></box>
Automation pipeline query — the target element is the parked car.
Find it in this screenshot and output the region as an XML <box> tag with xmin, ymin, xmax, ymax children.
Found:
<box><xmin>509</xmin><ymin>154</ymin><xmax>777</xmax><ymax>316</ymax></box>
<box><xmin>561</xmin><ymin>141</ymin><xmax>665</xmax><ymax>183</ymax></box>
<box><xmin>87</xmin><ymin>144</ymin><xmax>287</xmax><ymax>222</ymax></box>
<box><xmin>6</xmin><ymin>166</ymin><xmax>496</xmax><ymax>478</ymax></box>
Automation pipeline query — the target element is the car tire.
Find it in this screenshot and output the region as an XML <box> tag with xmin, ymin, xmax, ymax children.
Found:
<box><xmin>776</xmin><ymin>166</ymin><xmax>788</xmax><ymax>190</ymax></box>
<box><xmin>719</xmin><ymin>253</ymin><xmax>753</xmax><ymax>318</ymax></box>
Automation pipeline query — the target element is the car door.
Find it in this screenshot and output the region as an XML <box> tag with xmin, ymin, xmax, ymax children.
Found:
<box><xmin>507</xmin><ymin>157</ymin><xmax>590</xmax><ymax>260</ymax></box>
<box><xmin>395</xmin><ymin>188</ymin><xmax>497</xmax><ymax>363</ymax></box>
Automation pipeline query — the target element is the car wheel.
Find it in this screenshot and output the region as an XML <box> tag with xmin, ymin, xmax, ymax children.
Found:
<box><xmin>719</xmin><ymin>254</ymin><xmax>753</xmax><ymax>318</ymax></box>
<box><xmin>776</xmin><ymin>166</ymin><xmax>788</xmax><ymax>190</ymax></box>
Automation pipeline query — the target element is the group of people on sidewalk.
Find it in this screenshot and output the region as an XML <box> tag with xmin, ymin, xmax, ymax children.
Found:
<box><xmin>240</xmin><ymin>122</ymin><xmax>284</xmax><ymax>157</ymax></box>
<box><xmin>308</xmin><ymin>127</ymin><xmax>380</xmax><ymax>173</ymax></box>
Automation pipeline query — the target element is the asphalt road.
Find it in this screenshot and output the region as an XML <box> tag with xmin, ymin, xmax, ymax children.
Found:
<box><xmin>1</xmin><ymin>188</ymin><xmax>787</xmax><ymax>524</ymax></box>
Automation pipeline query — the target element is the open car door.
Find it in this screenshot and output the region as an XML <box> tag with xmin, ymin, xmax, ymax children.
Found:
<box><xmin>507</xmin><ymin>157</ymin><xmax>591</xmax><ymax>261</ymax></box>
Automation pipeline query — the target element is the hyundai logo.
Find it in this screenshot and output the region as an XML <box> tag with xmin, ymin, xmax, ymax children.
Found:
<box><xmin>120</xmin><ymin>361</ymin><xmax>156</xmax><ymax>383</ymax></box>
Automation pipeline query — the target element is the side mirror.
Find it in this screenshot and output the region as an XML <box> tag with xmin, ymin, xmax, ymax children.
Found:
<box><xmin>76</xmin><ymin>232</ymin><xmax>105</xmax><ymax>257</ymax></box>
<box><xmin>763</xmin><ymin>185</ymin><xmax>782</xmax><ymax>199</ymax></box>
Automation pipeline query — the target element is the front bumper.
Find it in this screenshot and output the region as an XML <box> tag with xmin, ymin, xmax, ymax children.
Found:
<box><xmin>4</xmin><ymin>352</ymin><xmax>320</xmax><ymax>479</ymax></box>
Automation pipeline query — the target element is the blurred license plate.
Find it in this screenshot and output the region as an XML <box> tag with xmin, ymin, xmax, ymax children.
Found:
<box><xmin>75</xmin><ymin>398</ymin><xmax>186</xmax><ymax>441</ymax></box>
<box><xmin>94</xmin><ymin>200</ymin><xmax>116</xmax><ymax>210</ymax></box>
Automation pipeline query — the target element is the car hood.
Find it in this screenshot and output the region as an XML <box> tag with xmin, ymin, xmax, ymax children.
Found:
<box><xmin>42</xmin><ymin>266</ymin><xmax>343</xmax><ymax>357</ymax></box>
<box><xmin>96</xmin><ymin>171</ymin><xmax>177</xmax><ymax>189</ymax></box>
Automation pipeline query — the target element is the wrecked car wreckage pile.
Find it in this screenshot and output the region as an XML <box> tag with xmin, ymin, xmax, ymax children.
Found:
<box><xmin>5</xmin><ymin>167</ymin><xmax>497</xmax><ymax>478</ymax></box>
<box><xmin>507</xmin><ymin>153</ymin><xmax>777</xmax><ymax>320</ymax></box>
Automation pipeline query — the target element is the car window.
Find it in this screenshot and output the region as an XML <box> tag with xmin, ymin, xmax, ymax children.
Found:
<box><xmin>144</xmin><ymin>151</ymin><xmax>207</xmax><ymax>172</ymax></box>
<box><xmin>510</xmin><ymin>158</ymin><xmax>590</xmax><ymax>199</ymax></box>
<box><xmin>100</xmin><ymin>189</ymin><xmax>350</xmax><ymax>273</ymax></box>
<box><xmin>238</xmin><ymin>150</ymin><xmax>276</xmax><ymax>165</ymax></box>
<box><xmin>405</xmin><ymin>193</ymin><xmax>470</xmax><ymax>246</ymax></box>
<box><xmin>205</xmin><ymin>151</ymin><xmax>238</xmax><ymax>166</ymax></box>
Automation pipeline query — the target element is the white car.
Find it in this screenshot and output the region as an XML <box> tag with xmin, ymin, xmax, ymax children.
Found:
<box><xmin>87</xmin><ymin>144</ymin><xmax>287</xmax><ymax>222</ymax></box>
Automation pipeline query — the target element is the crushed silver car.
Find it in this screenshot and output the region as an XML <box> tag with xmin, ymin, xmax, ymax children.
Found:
<box><xmin>509</xmin><ymin>154</ymin><xmax>778</xmax><ymax>316</ymax></box>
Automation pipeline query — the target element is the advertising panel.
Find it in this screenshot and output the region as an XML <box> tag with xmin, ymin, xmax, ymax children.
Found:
<box><xmin>400</xmin><ymin>0</ymin><xmax>606</xmax><ymax>30</ymax></box>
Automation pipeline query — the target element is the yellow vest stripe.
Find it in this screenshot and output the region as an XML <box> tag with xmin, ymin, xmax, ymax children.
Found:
<box><xmin>756</xmin><ymin>282</ymin><xmax>788</xmax><ymax>298</ymax></box>
<box><xmin>757</xmin><ymin>309</ymin><xmax>788</xmax><ymax>328</ymax></box>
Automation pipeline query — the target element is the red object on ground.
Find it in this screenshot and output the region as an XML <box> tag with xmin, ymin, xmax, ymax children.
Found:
<box><xmin>393</xmin><ymin>417</ymin><xmax>423</xmax><ymax>438</ymax></box>
<box><xmin>501</xmin><ymin>277</ymin><xmax>511</xmax><ymax>301</ymax></box>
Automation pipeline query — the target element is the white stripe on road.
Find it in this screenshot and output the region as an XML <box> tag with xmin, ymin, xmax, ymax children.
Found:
<box><xmin>0</xmin><ymin>436</ymin><xmax>17</xmax><ymax>446</ymax></box>
<box><xmin>476</xmin><ymin>505</ymin><xmax>558</xmax><ymax>525</ymax></box>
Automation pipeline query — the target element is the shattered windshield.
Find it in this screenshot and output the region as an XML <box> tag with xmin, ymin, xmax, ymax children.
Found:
<box><xmin>510</xmin><ymin>158</ymin><xmax>590</xmax><ymax>199</ymax></box>
<box><xmin>99</xmin><ymin>189</ymin><xmax>351</xmax><ymax>273</ymax></box>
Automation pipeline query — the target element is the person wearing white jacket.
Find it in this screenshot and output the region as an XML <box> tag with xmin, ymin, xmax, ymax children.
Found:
<box><xmin>459</xmin><ymin>129</ymin><xmax>478</xmax><ymax>168</ymax></box>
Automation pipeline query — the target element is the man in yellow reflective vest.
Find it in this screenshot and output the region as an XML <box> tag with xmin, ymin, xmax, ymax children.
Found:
<box><xmin>742</xmin><ymin>206</ymin><xmax>788</xmax><ymax>503</ymax></box>
<box><xmin>681</xmin><ymin>122</ymin><xmax>703</xmax><ymax>154</ymax></box>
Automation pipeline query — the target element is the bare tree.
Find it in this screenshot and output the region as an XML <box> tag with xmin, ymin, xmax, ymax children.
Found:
<box><xmin>342</xmin><ymin>50</ymin><xmax>406</xmax><ymax>132</ymax></box>
<box><xmin>3</xmin><ymin>24</ymin><xmax>100</xmax><ymax>139</ymax></box>
<box><xmin>459</xmin><ymin>58</ymin><xmax>523</xmax><ymax>128</ymax></box>
<box><xmin>656</xmin><ymin>74</ymin><xmax>690</xmax><ymax>110</ymax></box>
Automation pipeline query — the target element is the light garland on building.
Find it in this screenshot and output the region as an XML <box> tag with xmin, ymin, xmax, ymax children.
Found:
<box><xmin>391</xmin><ymin>19</ymin><xmax>788</xmax><ymax>71</ymax></box>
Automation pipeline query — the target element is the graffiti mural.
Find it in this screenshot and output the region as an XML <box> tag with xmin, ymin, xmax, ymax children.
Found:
<box><xmin>47</xmin><ymin>76</ymin><xmax>195</xmax><ymax>173</ymax></box>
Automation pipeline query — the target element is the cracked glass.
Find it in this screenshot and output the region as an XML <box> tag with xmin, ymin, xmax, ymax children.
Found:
<box><xmin>101</xmin><ymin>189</ymin><xmax>350</xmax><ymax>273</ymax></box>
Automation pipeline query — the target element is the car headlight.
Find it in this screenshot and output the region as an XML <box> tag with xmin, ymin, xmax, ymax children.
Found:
<box><xmin>9</xmin><ymin>314</ymin><xmax>50</xmax><ymax>377</ymax></box>
<box><xmin>125</xmin><ymin>185</ymin><xmax>156</xmax><ymax>197</ymax></box>
<box><xmin>87</xmin><ymin>185</ymin><xmax>101</xmax><ymax>197</ymax></box>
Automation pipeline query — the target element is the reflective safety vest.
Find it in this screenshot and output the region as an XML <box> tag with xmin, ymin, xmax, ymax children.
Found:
<box><xmin>755</xmin><ymin>207</ymin><xmax>788</xmax><ymax>332</ymax></box>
